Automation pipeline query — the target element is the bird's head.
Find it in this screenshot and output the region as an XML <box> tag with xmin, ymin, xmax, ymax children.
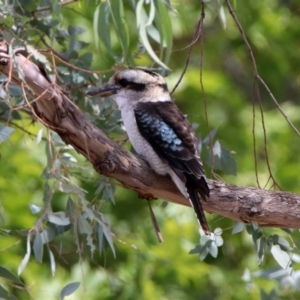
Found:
<box><xmin>87</xmin><ymin>69</ymin><xmax>171</xmax><ymax>108</ymax></box>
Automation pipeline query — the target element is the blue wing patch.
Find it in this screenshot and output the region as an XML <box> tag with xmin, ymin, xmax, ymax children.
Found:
<box><xmin>136</xmin><ymin>111</ymin><xmax>183</xmax><ymax>152</ymax></box>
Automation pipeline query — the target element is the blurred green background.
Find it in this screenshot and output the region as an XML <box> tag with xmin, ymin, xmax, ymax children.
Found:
<box><xmin>1</xmin><ymin>0</ymin><xmax>300</xmax><ymax>299</ymax></box>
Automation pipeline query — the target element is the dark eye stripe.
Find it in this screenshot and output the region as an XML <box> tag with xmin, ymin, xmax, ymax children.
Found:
<box><xmin>129</xmin><ymin>83</ymin><xmax>146</xmax><ymax>91</ymax></box>
<box><xmin>118</xmin><ymin>79</ymin><xmax>146</xmax><ymax>91</ymax></box>
<box><xmin>118</xmin><ymin>79</ymin><xmax>130</xmax><ymax>87</ymax></box>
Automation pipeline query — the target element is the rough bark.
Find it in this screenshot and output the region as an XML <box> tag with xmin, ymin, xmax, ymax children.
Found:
<box><xmin>0</xmin><ymin>41</ymin><xmax>299</xmax><ymax>229</ymax></box>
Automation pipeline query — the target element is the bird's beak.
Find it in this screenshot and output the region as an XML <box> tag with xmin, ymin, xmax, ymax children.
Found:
<box><xmin>86</xmin><ymin>84</ymin><xmax>121</xmax><ymax>97</ymax></box>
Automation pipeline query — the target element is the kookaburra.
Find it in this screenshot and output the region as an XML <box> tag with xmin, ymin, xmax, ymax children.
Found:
<box><xmin>87</xmin><ymin>69</ymin><xmax>210</xmax><ymax>234</ymax></box>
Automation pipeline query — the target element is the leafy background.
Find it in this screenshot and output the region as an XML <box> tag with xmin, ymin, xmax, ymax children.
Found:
<box><xmin>1</xmin><ymin>0</ymin><xmax>300</xmax><ymax>299</ymax></box>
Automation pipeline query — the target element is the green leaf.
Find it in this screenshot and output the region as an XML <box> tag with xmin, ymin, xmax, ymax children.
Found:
<box><xmin>86</xmin><ymin>233</ymin><xmax>96</xmax><ymax>257</ymax></box>
<box><xmin>60</xmin><ymin>282</ymin><xmax>80</xmax><ymax>300</ymax></box>
<box><xmin>66</xmin><ymin>197</ymin><xmax>76</xmax><ymax>219</ymax></box>
<box><xmin>136</xmin><ymin>0</ymin><xmax>170</xmax><ymax>70</ymax></box>
<box><xmin>97</xmin><ymin>223</ymin><xmax>104</xmax><ymax>255</ymax></box>
<box><xmin>0</xmin><ymin>267</ymin><xmax>23</xmax><ymax>285</ymax></box>
<box><xmin>96</xmin><ymin>2</ymin><xmax>113</xmax><ymax>56</ymax></box>
<box><xmin>102</xmin><ymin>222</ymin><xmax>116</xmax><ymax>258</ymax></box>
<box><xmin>103</xmin><ymin>183</ymin><xmax>115</xmax><ymax>204</ymax></box>
<box><xmin>110</xmin><ymin>0</ymin><xmax>133</xmax><ymax>64</ymax></box>
<box><xmin>214</xmin><ymin>235</ymin><xmax>224</xmax><ymax>247</ymax></box>
<box><xmin>36</xmin><ymin>128</ymin><xmax>43</xmax><ymax>144</ymax></box>
<box><xmin>48</xmin><ymin>212</ymin><xmax>71</xmax><ymax>226</ymax></box>
<box><xmin>271</xmin><ymin>234</ymin><xmax>292</xmax><ymax>251</ymax></box>
<box><xmin>48</xmin><ymin>247</ymin><xmax>56</xmax><ymax>276</ymax></box>
<box><xmin>68</xmin><ymin>25</ymin><xmax>85</xmax><ymax>36</ymax></box>
<box><xmin>271</xmin><ymin>245</ymin><xmax>293</xmax><ymax>275</ymax></box>
<box><xmin>252</xmin><ymin>229</ymin><xmax>263</xmax><ymax>245</ymax></box>
<box><xmin>189</xmin><ymin>244</ymin><xmax>202</xmax><ymax>255</ymax></box>
<box><xmin>199</xmin><ymin>245</ymin><xmax>210</xmax><ymax>261</ymax></box>
<box><xmin>40</xmin><ymin>226</ymin><xmax>56</xmax><ymax>244</ymax></box>
<box><xmin>42</xmin><ymin>182</ymin><xmax>52</xmax><ymax>204</ymax></box>
<box><xmin>29</xmin><ymin>203</ymin><xmax>42</xmax><ymax>214</ymax></box>
<box><xmin>0</xmin><ymin>125</ymin><xmax>14</xmax><ymax>142</ymax></box>
<box><xmin>219</xmin><ymin>146</ymin><xmax>237</xmax><ymax>175</ymax></box>
<box><xmin>246</xmin><ymin>222</ymin><xmax>259</xmax><ymax>234</ymax></box>
<box><xmin>281</xmin><ymin>228</ymin><xmax>293</xmax><ymax>234</ymax></box>
<box><xmin>0</xmin><ymin>285</ymin><xmax>19</xmax><ymax>300</ymax></box>
<box><xmin>154</xmin><ymin>0</ymin><xmax>173</xmax><ymax>66</ymax></box>
<box><xmin>18</xmin><ymin>234</ymin><xmax>31</xmax><ymax>275</ymax></box>
<box><xmin>209</xmin><ymin>242</ymin><xmax>218</xmax><ymax>258</ymax></box>
<box><xmin>77</xmin><ymin>214</ymin><xmax>93</xmax><ymax>235</ymax></box>
<box><xmin>260</xmin><ymin>289</ymin><xmax>278</xmax><ymax>300</ymax></box>
<box><xmin>202</xmin><ymin>127</ymin><xmax>218</xmax><ymax>147</ymax></box>
<box><xmin>33</xmin><ymin>232</ymin><xmax>44</xmax><ymax>263</ymax></box>
<box><xmin>257</xmin><ymin>236</ymin><xmax>266</xmax><ymax>266</ymax></box>
<box><xmin>232</xmin><ymin>222</ymin><xmax>245</xmax><ymax>234</ymax></box>
<box><xmin>209</xmin><ymin>140</ymin><xmax>237</xmax><ymax>175</ymax></box>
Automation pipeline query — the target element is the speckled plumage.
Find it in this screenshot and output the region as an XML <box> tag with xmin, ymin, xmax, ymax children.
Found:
<box><xmin>88</xmin><ymin>69</ymin><xmax>210</xmax><ymax>234</ymax></box>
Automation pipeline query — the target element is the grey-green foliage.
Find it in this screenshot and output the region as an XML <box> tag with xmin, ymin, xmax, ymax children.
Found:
<box><xmin>1</xmin><ymin>0</ymin><xmax>300</xmax><ymax>299</ymax></box>
<box><xmin>94</xmin><ymin>0</ymin><xmax>173</xmax><ymax>70</ymax></box>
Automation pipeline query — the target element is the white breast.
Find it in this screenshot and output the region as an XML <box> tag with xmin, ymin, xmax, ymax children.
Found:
<box><xmin>120</xmin><ymin>105</ymin><xmax>169</xmax><ymax>176</ymax></box>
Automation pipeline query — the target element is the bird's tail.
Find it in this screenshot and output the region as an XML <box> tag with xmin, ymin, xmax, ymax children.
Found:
<box><xmin>186</xmin><ymin>182</ymin><xmax>210</xmax><ymax>235</ymax></box>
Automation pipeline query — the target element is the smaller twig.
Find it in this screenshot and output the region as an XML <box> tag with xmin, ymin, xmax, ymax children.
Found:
<box><xmin>198</xmin><ymin>1</ymin><xmax>216</xmax><ymax>177</ymax></box>
<box><xmin>257</xmin><ymin>75</ymin><xmax>300</xmax><ymax>137</ymax></box>
<box><xmin>39</xmin><ymin>37</ymin><xmax>111</xmax><ymax>75</ymax></box>
<box><xmin>4</xmin><ymin>119</ymin><xmax>47</xmax><ymax>141</ymax></box>
<box><xmin>20</xmin><ymin>82</ymin><xmax>60</xmax><ymax>130</ymax></box>
<box><xmin>170</xmin><ymin>12</ymin><xmax>204</xmax><ymax>94</ymax></box>
<box><xmin>147</xmin><ymin>201</ymin><xmax>164</xmax><ymax>243</ymax></box>
<box><xmin>251</xmin><ymin>86</ymin><xmax>260</xmax><ymax>188</ymax></box>
<box><xmin>225</xmin><ymin>0</ymin><xmax>284</xmax><ymax>189</ymax></box>
<box><xmin>5</xmin><ymin>39</ymin><xmax>15</xmax><ymax>91</ymax></box>
<box><xmin>0</xmin><ymin>240</ymin><xmax>21</xmax><ymax>253</ymax></box>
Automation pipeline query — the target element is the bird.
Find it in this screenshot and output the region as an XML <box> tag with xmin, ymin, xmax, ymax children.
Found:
<box><xmin>87</xmin><ymin>69</ymin><xmax>210</xmax><ymax>234</ymax></box>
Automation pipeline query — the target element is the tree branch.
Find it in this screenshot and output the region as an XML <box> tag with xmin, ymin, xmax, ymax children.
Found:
<box><xmin>0</xmin><ymin>41</ymin><xmax>299</xmax><ymax>229</ymax></box>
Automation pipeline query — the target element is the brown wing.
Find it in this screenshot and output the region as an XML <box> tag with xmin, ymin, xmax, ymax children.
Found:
<box><xmin>134</xmin><ymin>101</ymin><xmax>209</xmax><ymax>199</ymax></box>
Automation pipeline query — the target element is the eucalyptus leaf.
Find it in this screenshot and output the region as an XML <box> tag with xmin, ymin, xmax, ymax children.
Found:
<box><xmin>271</xmin><ymin>245</ymin><xmax>293</xmax><ymax>276</ymax></box>
<box><xmin>77</xmin><ymin>214</ymin><xmax>93</xmax><ymax>235</ymax></box>
<box><xmin>60</xmin><ymin>282</ymin><xmax>80</xmax><ymax>300</ymax></box>
<box><xmin>0</xmin><ymin>266</ymin><xmax>23</xmax><ymax>285</ymax></box>
<box><xmin>33</xmin><ymin>232</ymin><xmax>43</xmax><ymax>263</ymax></box>
<box><xmin>97</xmin><ymin>223</ymin><xmax>104</xmax><ymax>255</ymax></box>
<box><xmin>29</xmin><ymin>203</ymin><xmax>42</xmax><ymax>214</ymax></box>
<box><xmin>110</xmin><ymin>0</ymin><xmax>133</xmax><ymax>64</ymax></box>
<box><xmin>102</xmin><ymin>223</ymin><xmax>116</xmax><ymax>258</ymax></box>
<box><xmin>209</xmin><ymin>242</ymin><xmax>218</xmax><ymax>258</ymax></box>
<box><xmin>40</xmin><ymin>226</ymin><xmax>56</xmax><ymax>244</ymax></box>
<box><xmin>189</xmin><ymin>244</ymin><xmax>202</xmax><ymax>255</ymax></box>
<box><xmin>48</xmin><ymin>212</ymin><xmax>71</xmax><ymax>226</ymax></box>
<box><xmin>154</xmin><ymin>0</ymin><xmax>172</xmax><ymax>66</ymax></box>
<box><xmin>202</xmin><ymin>127</ymin><xmax>218</xmax><ymax>146</ymax></box>
<box><xmin>18</xmin><ymin>234</ymin><xmax>31</xmax><ymax>275</ymax></box>
<box><xmin>96</xmin><ymin>2</ymin><xmax>114</xmax><ymax>56</ymax></box>
<box><xmin>48</xmin><ymin>248</ymin><xmax>56</xmax><ymax>276</ymax></box>
<box><xmin>232</xmin><ymin>222</ymin><xmax>245</xmax><ymax>234</ymax></box>
<box><xmin>136</xmin><ymin>4</ymin><xmax>169</xmax><ymax>70</ymax></box>
<box><xmin>0</xmin><ymin>285</ymin><xmax>19</xmax><ymax>300</ymax></box>
<box><xmin>36</xmin><ymin>128</ymin><xmax>43</xmax><ymax>144</ymax></box>
<box><xmin>199</xmin><ymin>245</ymin><xmax>210</xmax><ymax>261</ymax></box>
<box><xmin>271</xmin><ymin>234</ymin><xmax>292</xmax><ymax>251</ymax></box>
<box><xmin>257</xmin><ymin>236</ymin><xmax>266</xmax><ymax>266</ymax></box>
<box><xmin>0</xmin><ymin>125</ymin><xmax>14</xmax><ymax>142</ymax></box>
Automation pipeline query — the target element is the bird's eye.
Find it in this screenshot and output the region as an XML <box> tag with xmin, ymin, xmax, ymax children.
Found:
<box><xmin>118</xmin><ymin>79</ymin><xmax>130</xmax><ymax>87</ymax></box>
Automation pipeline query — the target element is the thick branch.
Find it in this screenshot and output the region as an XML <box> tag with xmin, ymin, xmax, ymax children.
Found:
<box><xmin>0</xmin><ymin>41</ymin><xmax>299</xmax><ymax>229</ymax></box>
